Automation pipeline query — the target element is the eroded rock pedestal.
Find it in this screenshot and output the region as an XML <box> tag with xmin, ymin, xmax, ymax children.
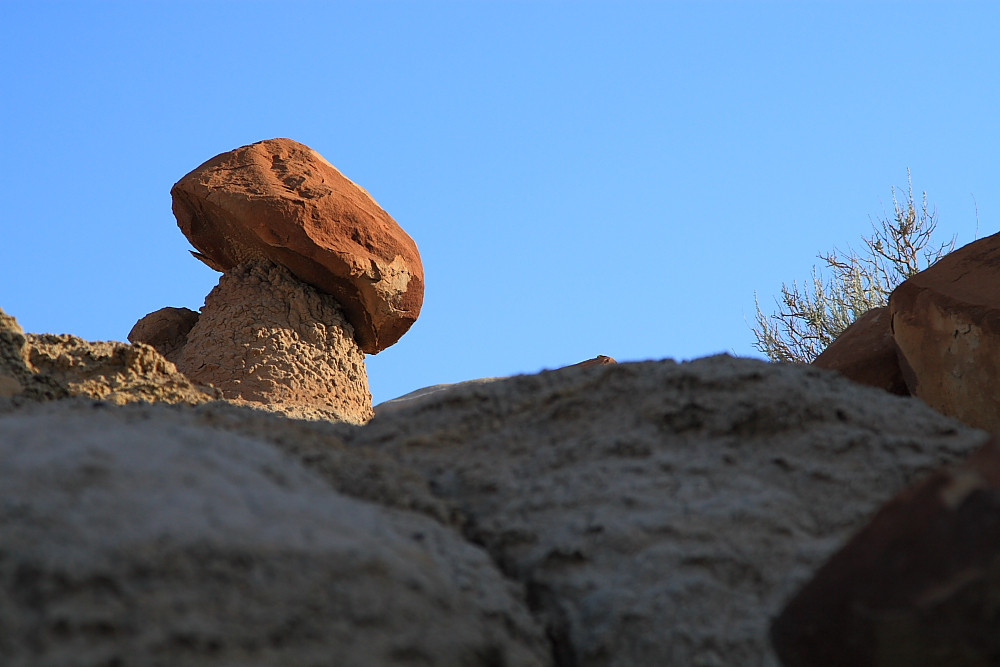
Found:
<box><xmin>171</xmin><ymin>137</ymin><xmax>424</xmax><ymax>354</ymax></box>
<box><xmin>176</xmin><ymin>260</ymin><xmax>374</xmax><ymax>424</ymax></box>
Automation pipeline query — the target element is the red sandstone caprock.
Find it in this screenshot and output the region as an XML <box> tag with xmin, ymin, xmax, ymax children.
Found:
<box><xmin>889</xmin><ymin>232</ymin><xmax>1000</xmax><ymax>433</ymax></box>
<box><xmin>170</xmin><ymin>138</ymin><xmax>424</xmax><ymax>354</ymax></box>
<box><xmin>771</xmin><ymin>438</ymin><xmax>1000</xmax><ymax>667</ymax></box>
<box><xmin>811</xmin><ymin>307</ymin><xmax>908</xmax><ymax>395</ymax></box>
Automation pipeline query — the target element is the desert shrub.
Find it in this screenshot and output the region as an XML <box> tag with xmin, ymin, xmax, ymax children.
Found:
<box><xmin>752</xmin><ymin>171</ymin><xmax>956</xmax><ymax>363</ymax></box>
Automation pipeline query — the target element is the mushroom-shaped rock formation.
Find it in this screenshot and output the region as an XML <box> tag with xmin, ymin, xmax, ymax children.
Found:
<box><xmin>175</xmin><ymin>260</ymin><xmax>374</xmax><ymax>424</ymax></box>
<box><xmin>171</xmin><ymin>138</ymin><xmax>423</xmax><ymax>354</ymax></box>
<box><xmin>127</xmin><ymin>306</ymin><xmax>200</xmax><ymax>364</ymax></box>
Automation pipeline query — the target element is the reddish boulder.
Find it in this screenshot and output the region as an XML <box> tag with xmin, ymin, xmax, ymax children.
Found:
<box><xmin>171</xmin><ymin>138</ymin><xmax>423</xmax><ymax>354</ymax></box>
<box><xmin>566</xmin><ymin>354</ymin><xmax>617</xmax><ymax>369</ymax></box>
<box><xmin>890</xmin><ymin>232</ymin><xmax>1000</xmax><ymax>433</ymax></box>
<box><xmin>812</xmin><ymin>307</ymin><xmax>908</xmax><ymax>395</ymax></box>
<box><xmin>127</xmin><ymin>307</ymin><xmax>200</xmax><ymax>364</ymax></box>
<box><xmin>771</xmin><ymin>439</ymin><xmax>1000</xmax><ymax>667</ymax></box>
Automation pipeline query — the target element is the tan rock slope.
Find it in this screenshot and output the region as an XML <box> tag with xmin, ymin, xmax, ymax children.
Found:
<box><xmin>1</xmin><ymin>307</ymin><xmax>217</xmax><ymax>407</ymax></box>
<box><xmin>175</xmin><ymin>260</ymin><xmax>373</xmax><ymax>424</ymax></box>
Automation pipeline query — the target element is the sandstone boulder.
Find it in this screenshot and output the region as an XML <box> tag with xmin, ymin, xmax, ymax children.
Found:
<box><xmin>127</xmin><ymin>306</ymin><xmax>200</xmax><ymax>364</ymax></box>
<box><xmin>771</xmin><ymin>439</ymin><xmax>1000</xmax><ymax>667</ymax></box>
<box><xmin>0</xmin><ymin>401</ymin><xmax>551</xmax><ymax>667</ymax></box>
<box><xmin>171</xmin><ymin>138</ymin><xmax>423</xmax><ymax>354</ymax></box>
<box><xmin>176</xmin><ymin>260</ymin><xmax>373</xmax><ymax>424</ymax></box>
<box><xmin>812</xmin><ymin>307</ymin><xmax>908</xmax><ymax>395</ymax></box>
<box><xmin>351</xmin><ymin>355</ymin><xmax>987</xmax><ymax>667</ymax></box>
<box><xmin>890</xmin><ymin>232</ymin><xmax>1000</xmax><ymax>433</ymax></box>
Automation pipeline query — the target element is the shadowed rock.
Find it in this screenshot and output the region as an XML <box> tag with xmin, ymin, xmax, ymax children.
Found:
<box><xmin>812</xmin><ymin>307</ymin><xmax>908</xmax><ymax>395</ymax></box>
<box><xmin>0</xmin><ymin>401</ymin><xmax>551</xmax><ymax>666</ymax></box>
<box><xmin>891</xmin><ymin>231</ymin><xmax>1000</xmax><ymax>433</ymax></box>
<box><xmin>771</xmin><ymin>438</ymin><xmax>1000</xmax><ymax>667</ymax></box>
<box><xmin>350</xmin><ymin>355</ymin><xmax>986</xmax><ymax>666</ymax></box>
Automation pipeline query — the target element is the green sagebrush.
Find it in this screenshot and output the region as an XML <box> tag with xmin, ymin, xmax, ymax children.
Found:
<box><xmin>752</xmin><ymin>171</ymin><xmax>955</xmax><ymax>363</ymax></box>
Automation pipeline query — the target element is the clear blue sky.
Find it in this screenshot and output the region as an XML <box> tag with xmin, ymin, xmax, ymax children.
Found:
<box><xmin>2</xmin><ymin>2</ymin><xmax>997</xmax><ymax>404</ymax></box>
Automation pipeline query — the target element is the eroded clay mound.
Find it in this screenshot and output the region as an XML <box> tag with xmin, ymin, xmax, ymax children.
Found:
<box><xmin>0</xmin><ymin>402</ymin><xmax>551</xmax><ymax>667</ymax></box>
<box><xmin>1</xmin><ymin>307</ymin><xmax>216</xmax><ymax>407</ymax></box>
<box><xmin>352</xmin><ymin>355</ymin><xmax>989</xmax><ymax>667</ymax></box>
<box><xmin>176</xmin><ymin>260</ymin><xmax>374</xmax><ymax>424</ymax></box>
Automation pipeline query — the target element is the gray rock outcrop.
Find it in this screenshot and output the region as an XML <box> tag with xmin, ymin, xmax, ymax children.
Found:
<box><xmin>0</xmin><ymin>401</ymin><xmax>550</xmax><ymax>667</ymax></box>
<box><xmin>351</xmin><ymin>355</ymin><xmax>989</xmax><ymax>667</ymax></box>
<box><xmin>176</xmin><ymin>260</ymin><xmax>374</xmax><ymax>424</ymax></box>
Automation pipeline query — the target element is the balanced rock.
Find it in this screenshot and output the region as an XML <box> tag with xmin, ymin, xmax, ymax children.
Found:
<box><xmin>890</xmin><ymin>232</ymin><xmax>1000</xmax><ymax>433</ymax></box>
<box><xmin>171</xmin><ymin>138</ymin><xmax>423</xmax><ymax>354</ymax></box>
<box><xmin>0</xmin><ymin>402</ymin><xmax>551</xmax><ymax>667</ymax></box>
<box><xmin>127</xmin><ymin>306</ymin><xmax>200</xmax><ymax>364</ymax></box>
<box><xmin>176</xmin><ymin>260</ymin><xmax>374</xmax><ymax>424</ymax></box>
<box><xmin>350</xmin><ymin>355</ymin><xmax>986</xmax><ymax>667</ymax></box>
<box><xmin>812</xmin><ymin>307</ymin><xmax>908</xmax><ymax>395</ymax></box>
<box><xmin>771</xmin><ymin>439</ymin><xmax>1000</xmax><ymax>667</ymax></box>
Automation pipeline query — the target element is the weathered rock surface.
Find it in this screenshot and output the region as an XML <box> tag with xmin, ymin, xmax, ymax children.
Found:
<box><xmin>176</xmin><ymin>260</ymin><xmax>373</xmax><ymax>424</ymax></box>
<box><xmin>890</xmin><ymin>231</ymin><xmax>1000</xmax><ymax>433</ymax></box>
<box><xmin>127</xmin><ymin>306</ymin><xmax>200</xmax><ymax>364</ymax></box>
<box><xmin>771</xmin><ymin>439</ymin><xmax>1000</xmax><ymax>667</ymax></box>
<box><xmin>352</xmin><ymin>355</ymin><xmax>988</xmax><ymax>667</ymax></box>
<box><xmin>171</xmin><ymin>138</ymin><xmax>424</xmax><ymax>354</ymax></box>
<box><xmin>0</xmin><ymin>401</ymin><xmax>551</xmax><ymax>667</ymax></box>
<box><xmin>1</xmin><ymin>308</ymin><xmax>216</xmax><ymax>407</ymax></box>
<box><xmin>374</xmin><ymin>356</ymin><xmax>618</xmax><ymax>416</ymax></box>
<box><xmin>0</xmin><ymin>308</ymin><xmax>66</xmax><ymax>401</ymax></box>
<box><xmin>375</xmin><ymin>377</ymin><xmax>508</xmax><ymax>416</ymax></box>
<box><xmin>812</xmin><ymin>307</ymin><xmax>908</xmax><ymax>395</ymax></box>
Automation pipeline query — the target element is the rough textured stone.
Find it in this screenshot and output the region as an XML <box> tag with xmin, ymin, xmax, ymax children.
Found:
<box><xmin>1</xmin><ymin>307</ymin><xmax>216</xmax><ymax>407</ymax></box>
<box><xmin>771</xmin><ymin>439</ymin><xmax>1000</xmax><ymax>667</ymax></box>
<box><xmin>0</xmin><ymin>308</ymin><xmax>67</xmax><ymax>401</ymax></box>
<box><xmin>812</xmin><ymin>307</ymin><xmax>908</xmax><ymax>395</ymax></box>
<box><xmin>26</xmin><ymin>333</ymin><xmax>219</xmax><ymax>406</ymax></box>
<box><xmin>127</xmin><ymin>306</ymin><xmax>200</xmax><ymax>364</ymax></box>
<box><xmin>890</xmin><ymin>232</ymin><xmax>1000</xmax><ymax>433</ymax></box>
<box><xmin>184</xmin><ymin>400</ymin><xmax>456</xmax><ymax>524</ymax></box>
<box><xmin>0</xmin><ymin>402</ymin><xmax>551</xmax><ymax>667</ymax></box>
<box><xmin>352</xmin><ymin>355</ymin><xmax>988</xmax><ymax>667</ymax></box>
<box><xmin>171</xmin><ymin>138</ymin><xmax>423</xmax><ymax>354</ymax></box>
<box><xmin>176</xmin><ymin>260</ymin><xmax>374</xmax><ymax>424</ymax></box>
<box><xmin>374</xmin><ymin>356</ymin><xmax>618</xmax><ymax>416</ymax></box>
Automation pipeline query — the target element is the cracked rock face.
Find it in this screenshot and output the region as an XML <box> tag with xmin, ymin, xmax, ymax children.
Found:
<box><xmin>176</xmin><ymin>260</ymin><xmax>374</xmax><ymax>424</ymax></box>
<box><xmin>351</xmin><ymin>355</ymin><xmax>989</xmax><ymax>667</ymax></box>
<box><xmin>0</xmin><ymin>402</ymin><xmax>551</xmax><ymax>667</ymax></box>
<box><xmin>171</xmin><ymin>137</ymin><xmax>424</xmax><ymax>354</ymax></box>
